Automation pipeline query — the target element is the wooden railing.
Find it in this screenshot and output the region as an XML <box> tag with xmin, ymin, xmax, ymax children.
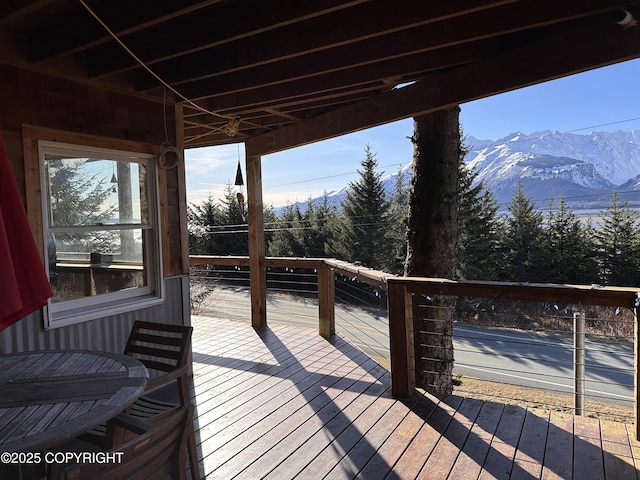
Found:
<box><xmin>190</xmin><ymin>256</ymin><xmax>390</xmax><ymax>337</ymax></box>
<box><xmin>190</xmin><ymin>255</ymin><xmax>640</xmax><ymax>438</ymax></box>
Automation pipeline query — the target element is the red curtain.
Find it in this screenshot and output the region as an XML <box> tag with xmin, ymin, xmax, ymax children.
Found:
<box><xmin>0</xmin><ymin>134</ymin><xmax>52</xmax><ymax>331</ymax></box>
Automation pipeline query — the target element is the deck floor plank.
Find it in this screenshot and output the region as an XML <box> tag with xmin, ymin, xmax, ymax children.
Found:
<box><xmin>185</xmin><ymin>316</ymin><xmax>639</xmax><ymax>480</ymax></box>
<box><xmin>237</xmin><ymin>361</ymin><xmax>388</xmax><ymax>479</ymax></box>
<box><xmin>601</xmin><ymin>418</ymin><xmax>637</xmax><ymax>479</ymax></box>
<box><xmin>263</xmin><ymin>365</ymin><xmax>393</xmax><ymax>479</ymax></box>
<box><xmin>511</xmin><ymin>408</ymin><xmax>551</xmax><ymax>479</ymax></box>
<box><xmin>625</xmin><ymin>423</ymin><xmax>640</xmax><ymax>479</ymax></box>
<box><xmin>574</xmin><ymin>416</ymin><xmax>605</xmax><ymax>480</ymax></box>
<box><xmin>478</xmin><ymin>404</ymin><xmax>527</xmax><ymax>480</ymax></box>
<box><xmin>416</xmin><ymin>397</ymin><xmax>484</xmax><ymax>479</ymax></box>
<box><xmin>447</xmin><ymin>400</ymin><xmax>505</xmax><ymax>479</ymax></box>
<box><xmin>385</xmin><ymin>395</ymin><xmax>463</xmax><ymax>479</ymax></box>
<box><xmin>541</xmin><ymin>411</ymin><xmax>574</xmax><ymax>480</ymax></box>
<box><xmin>355</xmin><ymin>399</ymin><xmax>426</xmax><ymax>479</ymax></box>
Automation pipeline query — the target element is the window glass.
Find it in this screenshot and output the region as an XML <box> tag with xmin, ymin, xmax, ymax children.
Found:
<box><xmin>40</xmin><ymin>141</ymin><xmax>162</xmax><ymax>327</ymax></box>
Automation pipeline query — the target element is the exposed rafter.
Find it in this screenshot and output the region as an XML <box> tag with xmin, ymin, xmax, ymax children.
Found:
<box><xmin>0</xmin><ymin>0</ymin><xmax>638</xmax><ymax>148</ymax></box>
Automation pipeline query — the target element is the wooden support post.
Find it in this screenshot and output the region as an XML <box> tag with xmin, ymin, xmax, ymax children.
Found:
<box><xmin>246</xmin><ymin>151</ymin><xmax>266</xmax><ymax>328</ymax></box>
<box><xmin>574</xmin><ymin>312</ymin><xmax>585</xmax><ymax>416</ymax></box>
<box><xmin>388</xmin><ymin>280</ymin><xmax>415</xmax><ymax>398</ymax></box>
<box><xmin>635</xmin><ymin>304</ymin><xmax>639</xmax><ymax>441</ymax></box>
<box><xmin>174</xmin><ymin>103</ymin><xmax>191</xmax><ymax>276</ymax></box>
<box><xmin>318</xmin><ymin>262</ymin><xmax>335</xmax><ymax>338</ymax></box>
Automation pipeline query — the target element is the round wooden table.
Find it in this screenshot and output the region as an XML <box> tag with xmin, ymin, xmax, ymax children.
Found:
<box><xmin>0</xmin><ymin>350</ymin><xmax>148</xmax><ymax>453</ymax></box>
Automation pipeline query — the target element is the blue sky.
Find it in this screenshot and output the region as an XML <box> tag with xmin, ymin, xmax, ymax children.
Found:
<box><xmin>185</xmin><ymin>58</ymin><xmax>640</xmax><ymax>207</ymax></box>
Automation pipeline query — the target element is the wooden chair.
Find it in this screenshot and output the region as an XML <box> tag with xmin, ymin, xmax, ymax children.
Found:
<box><xmin>54</xmin><ymin>404</ymin><xmax>194</xmax><ymax>480</ymax></box>
<box><xmin>124</xmin><ymin>320</ymin><xmax>193</xmax><ymax>409</ymax></box>
<box><xmin>84</xmin><ymin>321</ymin><xmax>200</xmax><ymax>479</ymax></box>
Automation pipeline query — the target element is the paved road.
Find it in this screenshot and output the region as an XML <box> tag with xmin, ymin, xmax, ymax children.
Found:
<box><xmin>454</xmin><ymin>324</ymin><xmax>633</xmax><ymax>404</ymax></box>
<box><xmin>196</xmin><ymin>285</ymin><xmax>634</xmax><ymax>405</ymax></box>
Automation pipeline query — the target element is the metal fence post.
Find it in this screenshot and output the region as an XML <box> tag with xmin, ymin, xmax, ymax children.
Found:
<box><xmin>574</xmin><ymin>311</ymin><xmax>585</xmax><ymax>416</ymax></box>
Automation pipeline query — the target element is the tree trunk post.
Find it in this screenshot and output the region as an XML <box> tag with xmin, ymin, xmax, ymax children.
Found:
<box><xmin>405</xmin><ymin>107</ymin><xmax>461</xmax><ymax>396</ymax></box>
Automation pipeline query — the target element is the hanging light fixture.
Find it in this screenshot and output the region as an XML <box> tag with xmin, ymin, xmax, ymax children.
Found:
<box><xmin>234</xmin><ymin>160</ymin><xmax>244</xmax><ymax>187</ymax></box>
<box><xmin>110</xmin><ymin>163</ymin><xmax>117</xmax><ymax>183</ymax></box>
<box><xmin>235</xmin><ymin>144</ymin><xmax>244</xmax><ymax>203</ymax></box>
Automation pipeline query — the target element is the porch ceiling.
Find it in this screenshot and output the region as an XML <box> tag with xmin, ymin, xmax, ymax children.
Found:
<box><xmin>1</xmin><ymin>1</ymin><xmax>640</xmax><ymax>152</ymax></box>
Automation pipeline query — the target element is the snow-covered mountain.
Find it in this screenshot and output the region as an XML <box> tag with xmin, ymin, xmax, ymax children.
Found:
<box><xmin>283</xmin><ymin>129</ymin><xmax>640</xmax><ymax>213</ymax></box>
<box><xmin>466</xmin><ymin>130</ymin><xmax>640</xmax><ymax>208</ymax></box>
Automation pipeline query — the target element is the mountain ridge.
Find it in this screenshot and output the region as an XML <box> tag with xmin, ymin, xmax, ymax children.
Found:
<box><xmin>282</xmin><ymin>129</ymin><xmax>640</xmax><ymax>212</ymax></box>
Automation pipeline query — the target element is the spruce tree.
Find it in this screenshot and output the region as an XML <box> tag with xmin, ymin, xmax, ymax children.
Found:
<box><xmin>332</xmin><ymin>145</ymin><xmax>392</xmax><ymax>270</ymax></box>
<box><xmin>213</xmin><ymin>184</ymin><xmax>248</xmax><ymax>255</ymax></box>
<box><xmin>308</xmin><ymin>194</ymin><xmax>338</xmax><ymax>258</ymax></box>
<box><xmin>268</xmin><ymin>195</ymin><xmax>337</xmax><ymax>258</ymax></box>
<box><xmin>596</xmin><ymin>192</ymin><xmax>640</xmax><ymax>286</ymax></box>
<box><xmin>500</xmin><ymin>182</ymin><xmax>545</xmax><ymax>282</ymax></box>
<box><xmin>187</xmin><ymin>194</ymin><xmax>222</xmax><ymax>254</ymax></box>
<box><xmin>387</xmin><ymin>165</ymin><xmax>410</xmax><ymax>275</ymax></box>
<box><xmin>268</xmin><ymin>202</ymin><xmax>306</xmax><ymax>257</ymax></box>
<box><xmin>544</xmin><ymin>198</ymin><xmax>598</xmax><ymax>284</ymax></box>
<box><xmin>457</xmin><ymin>163</ymin><xmax>503</xmax><ymax>280</ymax></box>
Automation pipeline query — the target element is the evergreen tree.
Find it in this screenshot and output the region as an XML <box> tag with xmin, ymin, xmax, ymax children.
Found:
<box><xmin>47</xmin><ymin>159</ymin><xmax>118</xmax><ymax>253</ymax></box>
<box><xmin>187</xmin><ymin>185</ymin><xmax>248</xmax><ymax>255</ymax></box>
<box><xmin>216</xmin><ymin>184</ymin><xmax>248</xmax><ymax>255</ymax></box>
<box><xmin>596</xmin><ymin>192</ymin><xmax>640</xmax><ymax>286</ymax></box>
<box><xmin>307</xmin><ymin>194</ymin><xmax>338</xmax><ymax>258</ymax></box>
<box><xmin>499</xmin><ymin>182</ymin><xmax>545</xmax><ymax>282</ymax></box>
<box><xmin>187</xmin><ymin>194</ymin><xmax>222</xmax><ymax>254</ymax></box>
<box><xmin>331</xmin><ymin>145</ymin><xmax>393</xmax><ymax>270</ymax></box>
<box><xmin>267</xmin><ymin>202</ymin><xmax>307</xmax><ymax>257</ymax></box>
<box><xmin>262</xmin><ymin>205</ymin><xmax>277</xmax><ymax>254</ymax></box>
<box><xmin>544</xmin><ymin>198</ymin><xmax>598</xmax><ymax>284</ymax></box>
<box><xmin>387</xmin><ymin>166</ymin><xmax>410</xmax><ymax>275</ymax></box>
<box><xmin>457</xmin><ymin>163</ymin><xmax>503</xmax><ymax>280</ymax></box>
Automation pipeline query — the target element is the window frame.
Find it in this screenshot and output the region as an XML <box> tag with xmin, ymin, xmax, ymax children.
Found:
<box><xmin>35</xmin><ymin>138</ymin><xmax>164</xmax><ymax>329</ymax></box>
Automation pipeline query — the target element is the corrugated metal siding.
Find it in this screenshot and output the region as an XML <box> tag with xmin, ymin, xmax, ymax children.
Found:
<box><xmin>0</xmin><ymin>275</ymin><xmax>190</xmax><ymax>354</ymax></box>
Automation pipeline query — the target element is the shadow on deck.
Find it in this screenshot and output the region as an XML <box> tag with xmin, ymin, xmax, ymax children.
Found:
<box><xmin>189</xmin><ymin>315</ymin><xmax>639</xmax><ymax>479</ymax></box>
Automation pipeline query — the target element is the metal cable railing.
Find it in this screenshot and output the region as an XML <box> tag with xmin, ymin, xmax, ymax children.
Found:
<box><xmin>414</xmin><ymin>298</ymin><xmax>635</xmax><ymax>421</ymax></box>
<box><xmin>189</xmin><ymin>259</ymin><xmax>636</xmax><ymax>421</ymax></box>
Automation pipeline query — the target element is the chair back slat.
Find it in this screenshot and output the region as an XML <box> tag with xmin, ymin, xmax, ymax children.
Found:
<box><xmin>123</xmin><ymin>321</ymin><xmax>193</xmax><ymax>380</ymax></box>
<box><xmin>131</xmin><ymin>331</ymin><xmax>186</xmax><ymax>347</ymax></box>
<box><xmin>128</xmin><ymin>344</ymin><xmax>183</xmax><ymax>361</ymax></box>
<box><xmin>140</xmin><ymin>358</ymin><xmax>180</xmax><ymax>374</ymax></box>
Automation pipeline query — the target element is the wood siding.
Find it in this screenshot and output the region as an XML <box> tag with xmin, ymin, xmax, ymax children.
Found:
<box><xmin>0</xmin><ymin>275</ymin><xmax>189</xmax><ymax>354</ymax></box>
<box><xmin>0</xmin><ymin>63</ymin><xmax>186</xmax><ymax>277</ymax></box>
<box><xmin>0</xmin><ymin>62</ymin><xmax>190</xmax><ymax>349</ymax></box>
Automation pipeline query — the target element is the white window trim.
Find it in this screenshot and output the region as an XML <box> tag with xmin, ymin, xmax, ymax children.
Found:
<box><xmin>39</xmin><ymin>140</ymin><xmax>164</xmax><ymax>329</ymax></box>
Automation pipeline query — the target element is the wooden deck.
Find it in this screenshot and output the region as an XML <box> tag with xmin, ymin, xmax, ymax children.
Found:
<box><xmin>189</xmin><ymin>315</ymin><xmax>640</xmax><ymax>479</ymax></box>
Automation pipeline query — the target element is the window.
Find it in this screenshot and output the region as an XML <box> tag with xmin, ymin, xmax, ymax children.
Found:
<box><xmin>39</xmin><ymin>141</ymin><xmax>163</xmax><ymax>328</ymax></box>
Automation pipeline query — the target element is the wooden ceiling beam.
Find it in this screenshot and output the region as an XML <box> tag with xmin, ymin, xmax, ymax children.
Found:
<box><xmin>211</xmin><ymin>82</ymin><xmax>386</xmax><ymax>114</ymax></box>
<box><xmin>100</xmin><ymin>0</ymin><xmax>516</xmax><ymax>83</ymax></box>
<box><xmin>0</xmin><ymin>0</ymin><xmax>54</xmax><ymax>27</ymax></box>
<box><xmin>81</xmin><ymin>0</ymin><xmax>368</xmax><ymax>78</ymax></box>
<box><xmin>27</xmin><ymin>0</ymin><xmax>223</xmax><ymax>61</ymax></box>
<box><xmin>246</xmin><ymin>18</ymin><xmax>640</xmax><ymax>156</ymax></box>
<box><xmin>210</xmin><ymin>84</ymin><xmax>388</xmax><ymax>120</ymax></box>
<box><xmin>176</xmin><ymin>37</ymin><xmax>506</xmax><ymax>101</ymax></box>
<box><xmin>132</xmin><ymin>0</ymin><xmax>623</xmax><ymax>91</ymax></box>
